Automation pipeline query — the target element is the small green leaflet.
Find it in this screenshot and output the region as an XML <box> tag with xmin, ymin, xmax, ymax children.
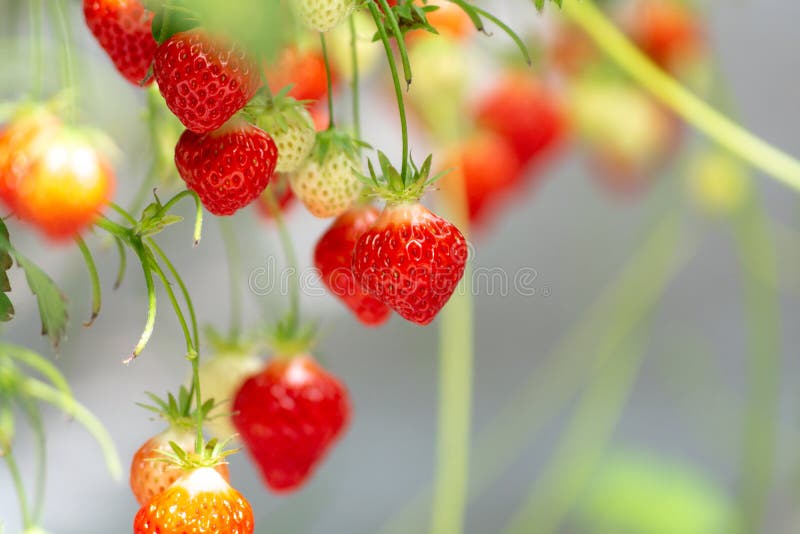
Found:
<box><xmin>0</xmin><ymin>219</ymin><xmax>12</xmax><ymax>322</ymax></box>
<box><xmin>0</xmin><ymin>224</ymin><xmax>68</xmax><ymax>347</ymax></box>
<box><xmin>534</xmin><ymin>0</ymin><xmax>563</xmax><ymax>12</ymax></box>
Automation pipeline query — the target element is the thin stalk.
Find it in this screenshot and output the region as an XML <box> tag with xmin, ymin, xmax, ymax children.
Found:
<box><xmin>218</xmin><ymin>219</ymin><xmax>243</xmax><ymax>343</ymax></box>
<box><xmin>376</xmin><ymin>0</ymin><xmax>412</xmax><ymax>87</ymax></box>
<box><xmin>128</xmin><ymin>241</ymin><xmax>157</xmax><ymax>362</ymax></box>
<box><xmin>4</xmin><ymin>448</ymin><xmax>31</xmax><ymax>529</ymax></box>
<box><xmin>51</xmin><ymin>0</ymin><xmax>77</xmax><ymax>122</ymax></box>
<box><xmin>368</xmin><ymin>1</ymin><xmax>410</xmax><ymax>180</ymax></box>
<box><xmin>147</xmin><ymin>251</ymin><xmax>195</xmax><ymax>359</ymax></box>
<box><xmin>109</xmin><ymin>203</ymin><xmax>138</xmax><ymax>226</ymax></box>
<box><xmin>561</xmin><ymin>0</ymin><xmax>800</xmax><ymax>193</ymax></box>
<box><xmin>147</xmin><ymin>239</ymin><xmax>200</xmax><ymax>350</ymax></box>
<box><xmin>732</xmin><ymin>198</ymin><xmax>780</xmax><ymax>531</ymax></box>
<box><xmin>19</xmin><ymin>399</ymin><xmax>46</xmax><ymax>524</ymax></box>
<box><xmin>349</xmin><ymin>15</ymin><xmax>362</xmax><ymax>140</ymax></box>
<box><xmin>75</xmin><ymin>237</ymin><xmax>102</xmax><ymax>327</ymax></box>
<box><xmin>320</xmin><ymin>33</ymin><xmax>336</xmax><ymax>130</ymax></box>
<box><xmin>263</xmin><ymin>188</ymin><xmax>300</xmax><ymax>331</ymax></box>
<box><xmin>29</xmin><ymin>0</ymin><xmax>44</xmax><ymax>99</ymax></box>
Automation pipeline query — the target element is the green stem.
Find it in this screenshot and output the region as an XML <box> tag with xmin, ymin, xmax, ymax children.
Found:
<box><xmin>128</xmin><ymin>241</ymin><xmax>157</xmax><ymax>362</ymax></box>
<box><xmin>29</xmin><ymin>0</ymin><xmax>44</xmax><ymax>99</ymax></box>
<box><xmin>376</xmin><ymin>0</ymin><xmax>412</xmax><ymax>87</ymax></box>
<box><xmin>320</xmin><ymin>33</ymin><xmax>336</xmax><ymax>131</ymax></box>
<box><xmin>264</xmin><ymin>188</ymin><xmax>300</xmax><ymax>332</ymax></box>
<box><xmin>19</xmin><ymin>399</ymin><xmax>46</xmax><ymax>524</ymax></box>
<box><xmin>51</xmin><ymin>0</ymin><xmax>77</xmax><ymax>122</ymax></box>
<box><xmin>75</xmin><ymin>237</ymin><xmax>102</xmax><ymax>327</ymax></box>
<box><xmin>368</xmin><ymin>1</ymin><xmax>410</xmax><ymax>181</ymax></box>
<box><xmin>146</xmin><ymin>251</ymin><xmax>194</xmax><ymax>358</ymax></box>
<box><xmin>732</xmin><ymin>198</ymin><xmax>780</xmax><ymax>531</ymax></box>
<box><xmin>348</xmin><ymin>15</ymin><xmax>361</xmax><ymax>140</ymax></box>
<box><xmin>109</xmin><ymin>203</ymin><xmax>138</xmax><ymax>226</ymax></box>
<box><xmin>147</xmin><ymin>239</ymin><xmax>199</xmax><ymax>349</ymax></box>
<box><xmin>112</xmin><ymin>236</ymin><xmax>127</xmax><ymax>290</ymax></box>
<box><xmin>4</xmin><ymin>448</ymin><xmax>31</xmax><ymax>529</ymax></box>
<box><xmin>218</xmin><ymin>219</ymin><xmax>243</xmax><ymax>343</ymax></box>
<box><xmin>561</xmin><ymin>0</ymin><xmax>800</xmax><ymax>193</ymax></box>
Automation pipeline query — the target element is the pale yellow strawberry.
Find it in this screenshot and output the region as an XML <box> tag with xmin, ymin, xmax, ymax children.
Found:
<box><xmin>290</xmin><ymin>148</ymin><xmax>362</xmax><ymax>218</ymax></box>
<box><xmin>292</xmin><ymin>0</ymin><xmax>356</xmax><ymax>32</ymax></box>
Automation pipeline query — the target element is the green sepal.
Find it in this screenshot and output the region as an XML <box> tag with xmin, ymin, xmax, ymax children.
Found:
<box><xmin>0</xmin><ymin>219</ymin><xmax>13</xmax><ymax>322</ymax></box>
<box><xmin>136</xmin><ymin>385</ymin><xmax>217</xmax><ymax>431</ymax></box>
<box><xmin>361</xmin><ymin>151</ymin><xmax>441</xmax><ymax>203</ymax></box>
<box><xmin>244</xmin><ymin>91</ymin><xmax>313</xmax><ymax>138</ymax></box>
<box><xmin>148</xmin><ymin>0</ymin><xmax>200</xmax><ymax>45</ymax></box>
<box><xmin>309</xmin><ymin>128</ymin><xmax>371</xmax><ymax>166</ymax></box>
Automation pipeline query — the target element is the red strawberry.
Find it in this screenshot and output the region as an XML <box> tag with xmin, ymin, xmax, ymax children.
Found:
<box><xmin>475</xmin><ymin>72</ymin><xmax>565</xmax><ymax>169</ymax></box>
<box><xmin>314</xmin><ymin>206</ymin><xmax>392</xmax><ymax>326</ymax></box>
<box><xmin>154</xmin><ymin>29</ymin><xmax>261</xmax><ymax>134</ymax></box>
<box><xmin>175</xmin><ymin>118</ymin><xmax>278</xmax><ymax>216</ymax></box>
<box><xmin>352</xmin><ymin>203</ymin><xmax>468</xmax><ymax>325</ymax></box>
<box><xmin>232</xmin><ymin>355</ymin><xmax>351</xmax><ymax>492</ymax></box>
<box><xmin>83</xmin><ymin>0</ymin><xmax>157</xmax><ymax>86</ymax></box>
<box><xmin>265</xmin><ymin>47</ymin><xmax>333</xmax><ymax>105</ymax></box>
<box><xmin>627</xmin><ymin>0</ymin><xmax>704</xmax><ymax>73</ymax></box>
<box><xmin>255</xmin><ymin>174</ymin><xmax>295</xmax><ymax>222</ymax></box>
<box><xmin>133</xmin><ymin>467</ymin><xmax>254</xmax><ymax>533</ymax></box>
<box><xmin>441</xmin><ymin>131</ymin><xmax>522</xmax><ymax>226</ymax></box>
<box><xmin>130</xmin><ymin>428</ymin><xmax>230</xmax><ymax>506</ymax></box>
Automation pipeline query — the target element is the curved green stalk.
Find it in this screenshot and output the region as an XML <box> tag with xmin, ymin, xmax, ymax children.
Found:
<box><xmin>75</xmin><ymin>237</ymin><xmax>102</xmax><ymax>327</ymax></box>
<box><xmin>19</xmin><ymin>399</ymin><xmax>46</xmax><ymax>524</ymax></box>
<box><xmin>1</xmin><ymin>344</ymin><xmax>71</xmax><ymax>397</ymax></box>
<box><xmin>367</xmin><ymin>1</ymin><xmax>410</xmax><ymax>180</ymax></box>
<box><xmin>146</xmin><ymin>250</ymin><xmax>195</xmax><ymax>359</ymax></box>
<box><xmin>349</xmin><ymin>15</ymin><xmax>361</xmax><ymax>140</ymax></box>
<box><xmin>376</xmin><ymin>0</ymin><xmax>412</xmax><ymax>87</ymax></box>
<box><xmin>561</xmin><ymin>0</ymin><xmax>800</xmax><ymax>192</ymax></box>
<box><xmin>112</xmin><ymin>236</ymin><xmax>127</xmax><ymax>290</ymax></box>
<box><xmin>732</xmin><ymin>197</ymin><xmax>780</xmax><ymax>531</ymax></box>
<box><xmin>147</xmin><ymin>239</ymin><xmax>200</xmax><ymax>350</ymax></box>
<box><xmin>29</xmin><ymin>0</ymin><xmax>44</xmax><ymax>99</ymax></box>
<box><xmin>129</xmin><ymin>241</ymin><xmax>157</xmax><ymax>362</ymax></box>
<box><xmin>21</xmin><ymin>377</ymin><xmax>122</xmax><ymax>480</ymax></box>
<box><xmin>263</xmin><ymin>188</ymin><xmax>301</xmax><ymax>331</ymax></box>
<box><xmin>4</xmin><ymin>447</ymin><xmax>31</xmax><ymax>529</ymax></box>
<box><xmin>320</xmin><ymin>33</ymin><xmax>336</xmax><ymax>130</ymax></box>
<box><xmin>51</xmin><ymin>0</ymin><xmax>77</xmax><ymax>122</ymax></box>
<box><xmin>218</xmin><ymin>219</ymin><xmax>243</xmax><ymax>343</ymax></box>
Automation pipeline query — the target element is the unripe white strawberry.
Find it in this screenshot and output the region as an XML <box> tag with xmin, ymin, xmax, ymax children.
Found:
<box><xmin>198</xmin><ymin>351</ymin><xmax>264</xmax><ymax>441</ymax></box>
<box><xmin>290</xmin><ymin>147</ymin><xmax>362</xmax><ymax>218</ymax></box>
<box><xmin>254</xmin><ymin>98</ymin><xmax>316</xmax><ymax>174</ymax></box>
<box><xmin>292</xmin><ymin>0</ymin><xmax>356</xmax><ymax>33</ymax></box>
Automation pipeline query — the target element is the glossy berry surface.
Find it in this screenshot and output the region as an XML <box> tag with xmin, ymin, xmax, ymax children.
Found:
<box><xmin>154</xmin><ymin>30</ymin><xmax>261</xmax><ymax>134</ymax></box>
<box><xmin>352</xmin><ymin>203</ymin><xmax>468</xmax><ymax>326</ymax></box>
<box><xmin>232</xmin><ymin>355</ymin><xmax>351</xmax><ymax>492</ymax></box>
<box><xmin>130</xmin><ymin>428</ymin><xmax>230</xmax><ymax>506</ymax></box>
<box><xmin>83</xmin><ymin>0</ymin><xmax>157</xmax><ymax>85</ymax></box>
<box><xmin>175</xmin><ymin>119</ymin><xmax>278</xmax><ymax>216</ymax></box>
<box><xmin>133</xmin><ymin>467</ymin><xmax>253</xmax><ymax>534</ymax></box>
<box><xmin>314</xmin><ymin>205</ymin><xmax>392</xmax><ymax>326</ymax></box>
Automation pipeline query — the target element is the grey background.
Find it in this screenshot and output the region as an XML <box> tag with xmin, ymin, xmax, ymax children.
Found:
<box><xmin>1</xmin><ymin>0</ymin><xmax>800</xmax><ymax>532</ymax></box>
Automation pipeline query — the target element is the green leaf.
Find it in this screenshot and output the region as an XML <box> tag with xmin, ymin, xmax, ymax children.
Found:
<box><xmin>15</xmin><ymin>256</ymin><xmax>68</xmax><ymax>348</ymax></box>
<box><xmin>0</xmin><ymin>219</ymin><xmax>13</xmax><ymax>322</ymax></box>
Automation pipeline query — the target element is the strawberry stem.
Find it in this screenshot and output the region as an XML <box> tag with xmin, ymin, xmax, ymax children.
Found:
<box><xmin>148</xmin><ymin>239</ymin><xmax>200</xmax><ymax>349</ymax></box>
<box><xmin>263</xmin><ymin>187</ymin><xmax>301</xmax><ymax>334</ymax></box>
<box><xmin>51</xmin><ymin>0</ymin><xmax>77</xmax><ymax>122</ymax></box>
<box><xmin>349</xmin><ymin>15</ymin><xmax>361</xmax><ymax>141</ymax></box>
<box><xmin>75</xmin><ymin>237</ymin><xmax>102</xmax><ymax>327</ymax></box>
<box><xmin>19</xmin><ymin>400</ymin><xmax>46</xmax><ymax>525</ymax></box>
<box><xmin>4</xmin><ymin>446</ymin><xmax>32</xmax><ymax>529</ymax></box>
<box><xmin>320</xmin><ymin>33</ymin><xmax>336</xmax><ymax>131</ymax></box>
<box><xmin>218</xmin><ymin>219</ymin><xmax>243</xmax><ymax>344</ymax></box>
<box><xmin>28</xmin><ymin>0</ymin><xmax>44</xmax><ymax>99</ymax></box>
<box><xmin>368</xmin><ymin>1</ymin><xmax>410</xmax><ymax>181</ymax></box>
<box><xmin>561</xmin><ymin>0</ymin><xmax>800</xmax><ymax>193</ymax></box>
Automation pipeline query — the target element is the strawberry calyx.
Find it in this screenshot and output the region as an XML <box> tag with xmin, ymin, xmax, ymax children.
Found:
<box><xmin>244</xmin><ymin>90</ymin><xmax>313</xmax><ymax>137</ymax></box>
<box><xmin>137</xmin><ymin>386</ymin><xmax>217</xmax><ymax>434</ymax></box>
<box><xmin>204</xmin><ymin>326</ymin><xmax>258</xmax><ymax>357</ymax></box>
<box><xmin>144</xmin><ymin>0</ymin><xmax>200</xmax><ymax>45</ymax></box>
<box><xmin>268</xmin><ymin>316</ymin><xmax>317</xmax><ymax>360</ymax></box>
<box><xmin>361</xmin><ymin>151</ymin><xmax>447</xmax><ymax>204</ymax></box>
<box><xmin>156</xmin><ymin>436</ymin><xmax>237</xmax><ymax>472</ymax></box>
<box><xmin>308</xmin><ymin>127</ymin><xmax>369</xmax><ymax>166</ymax></box>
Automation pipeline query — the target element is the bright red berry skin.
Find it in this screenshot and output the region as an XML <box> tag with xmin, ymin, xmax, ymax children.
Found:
<box><xmin>154</xmin><ymin>30</ymin><xmax>261</xmax><ymax>134</ymax></box>
<box><xmin>175</xmin><ymin>119</ymin><xmax>278</xmax><ymax>216</ymax></box>
<box><xmin>314</xmin><ymin>206</ymin><xmax>392</xmax><ymax>326</ymax></box>
<box><xmin>83</xmin><ymin>0</ymin><xmax>157</xmax><ymax>86</ymax></box>
<box><xmin>475</xmin><ymin>72</ymin><xmax>564</xmax><ymax>168</ymax></box>
<box><xmin>232</xmin><ymin>355</ymin><xmax>351</xmax><ymax>493</ymax></box>
<box><xmin>352</xmin><ymin>203</ymin><xmax>468</xmax><ymax>326</ymax></box>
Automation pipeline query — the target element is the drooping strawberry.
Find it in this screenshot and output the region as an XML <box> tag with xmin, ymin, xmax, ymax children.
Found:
<box><xmin>250</xmin><ymin>93</ymin><xmax>316</xmax><ymax>173</ymax></box>
<box><xmin>314</xmin><ymin>205</ymin><xmax>392</xmax><ymax>326</ymax></box>
<box><xmin>289</xmin><ymin>129</ymin><xmax>362</xmax><ymax>218</ymax></box>
<box><xmin>11</xmin><ymin>128</ymin><xmax>115</xmax><ymax>241</ymax></box>
<box><xmin>83</xmin><ymin>0</ymin><xmax>158</xmax><ymax>86</ymax></box>
<box><xmin>475</xmin><ymin>71</ymin><xmax>565</xmax><ymax>169</ymax></box>
<box><xmin>353</xmin><ymin>202</ymin><xmax>468</xmax><ymax>325</ymax></box>
<box><xmin>626</xmin><ymin>0</ymin><xmax>705</xmax><ymax>74</ymax></box>
<box><xmin>292</xmin><ymin>0</ymin><xmax>356</xmax><ymax>32</ymax></box>
<box><xmin>440</xmin><ymin>130</ymin><xmax>522</xmax><ymax>226</ymax></box>
<box><xmin>232</xmin><ymin>354</ymin><xmax>351</xmax><ymax>492</ymax></box>
<box><xmin>154</xmin><ymin>29</ymin><xmax>261</xmax><ymax>134</ymax></box>
<box><xmin>133</xmin><ymin>467</ymin><xmax>254</xmax><ymax>534</ymax></box>
<box><xmin>175</xmin><ymin>117</ymin><xmax>278</xmax><ymax>216</ymax></box>
<box><xmin>255</xmin><ymin>174</ymin><xmax>296</xmax><ymax>222</ymax></box>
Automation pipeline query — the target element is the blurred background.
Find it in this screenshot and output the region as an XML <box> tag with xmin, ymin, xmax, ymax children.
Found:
<box><xmin>1</xmin><ymin>0</ymin><xmax>799</xmax><ymax>533</ymax></box>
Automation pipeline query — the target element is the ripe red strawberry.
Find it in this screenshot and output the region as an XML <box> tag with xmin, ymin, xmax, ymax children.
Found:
<box><xmin>627</xmin><ymin>0</ymin><xmax>704</xmax><ymax>73</ymax></box>
<box><xmin>441</xmin><ymin>131</ymin><xmax>522</xmax><ymax>226</ymax></box>
<box><xmin>475</xmin><ymin>72</ymin><xmax>565</xmax><ymax>169</ymax></box>
<box><xmin>154</xmin><ymin>29</ymin><xmax>261</xmax><ymax>134</ymax></box>
<box><xmin>83</xmin><ymin>0</ymin><xmax>157</xmax><ymax>86</ymax></box>
<box><xmin>175</xmin><ymin>118</ymin><xmax>278</xmax><ymax>216</ymax></box>
<box><xmin>314</xmin><ymin>205</ymin><xmax>392</xmax><ymax>326</ymax></box>
<box><xmin>265</xmin><ymin>47</ymin><xmax>333</xmax><ymax>105</ymax></box>
<box><xmin>133</xmin><ymin>467</ymin><xmax>254</xmax><ymax>533</ymax></box>
<box><xmin>232</xmin><ymin>355</ymin><xmax>351</xmax><ymax>492</ymax></box>
<box><xmin>352</xmin><ymin>203</ymin><xmax>468</xmax><ymax>325</ymax></box>
<box><xmin>130</xmin><ymin>428</ymin><xmax>230</xmax><ymax>506</ymax></box>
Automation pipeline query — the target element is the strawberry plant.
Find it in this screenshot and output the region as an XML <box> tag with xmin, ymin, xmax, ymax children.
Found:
<box><xmin>0</xmin><ymin>0</ymin><xmax>798</xmax><ymax>532</ymax></box>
